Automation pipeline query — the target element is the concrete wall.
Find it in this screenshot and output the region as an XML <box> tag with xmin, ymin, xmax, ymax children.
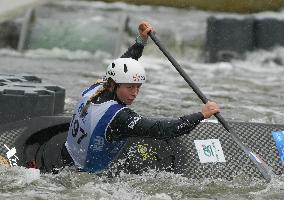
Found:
<box><xmin>206</xmin><ymin>16</ymin><xmax>284</xmax><ymax>62</ymax></box>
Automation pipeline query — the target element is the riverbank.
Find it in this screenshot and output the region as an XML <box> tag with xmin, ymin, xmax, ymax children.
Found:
<box><xmin>0</xmin><ymin>0</ymin><xmax>52</xmax><ymax>22</ymax></box>
<box><xmin>100</xmin><ymin>0</ymin><xmax>284</xmax><ymax>13</ymax></box>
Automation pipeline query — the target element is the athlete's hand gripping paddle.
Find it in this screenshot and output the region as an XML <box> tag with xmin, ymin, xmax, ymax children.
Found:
<box><xmin>149</xmin><ymin>32</ymin><xmax>272</xmax><ymax>182</ymax></box>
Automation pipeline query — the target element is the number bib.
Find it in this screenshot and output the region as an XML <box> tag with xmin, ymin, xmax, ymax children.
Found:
<box><xmin>65</xmin><ymin>84</ymin><xmax>126</xmax><ymax>173</ymax></box>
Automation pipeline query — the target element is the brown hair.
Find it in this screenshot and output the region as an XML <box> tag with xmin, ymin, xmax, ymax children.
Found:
<box><xmin>80</xmin><ymin>78</ymin><xmax>116</xmax><ymax>117</ymax></box>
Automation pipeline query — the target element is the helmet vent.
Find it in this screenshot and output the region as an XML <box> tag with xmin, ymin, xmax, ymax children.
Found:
<box><xmin>112</xmin><ymin>63</ymin><xmax>115</xmax><ymax>68</ymax></box>
<box><xmin>124</xmin><ymin>64</ymin><xmax>128</xmax><ymax>73</ymax></box>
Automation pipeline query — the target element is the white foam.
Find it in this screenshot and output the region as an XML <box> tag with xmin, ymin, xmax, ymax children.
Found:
<box><xmin>23</xmin><ymin>168</ymin><xmax>40</xmax><ymax>184</ymax></box>
<box><xmin>149</xmin><ymin>193</ymin><xmax>172</xmax><ymax>200</ymax></box>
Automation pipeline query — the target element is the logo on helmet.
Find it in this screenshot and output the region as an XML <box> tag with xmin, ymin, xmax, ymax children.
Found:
<box><xmin>107</xmin><ymin>70</ymin><xmax>115</xmax><ymax>76</ymax></box>
<box><xmin>132</xmin><ymin>74</ymin><xmax>146</xmax><ymax>82</ymax></box>
<box><xmin>133</xmin><ymin>74</ymin><xmax>140</xmax><ymax>82</ymax></box>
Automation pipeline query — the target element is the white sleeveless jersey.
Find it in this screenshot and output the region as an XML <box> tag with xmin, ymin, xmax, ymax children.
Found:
<box><xmin>65</xmin><ymin>83</ymin><xmax>126</xmax><ymax>173</ymax></box>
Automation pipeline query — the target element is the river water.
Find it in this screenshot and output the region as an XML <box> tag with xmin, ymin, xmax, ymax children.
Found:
<box><xmin>0</xmin><ymin>1</ymin><xmax>284</xmax><ymax>199</ymax></box>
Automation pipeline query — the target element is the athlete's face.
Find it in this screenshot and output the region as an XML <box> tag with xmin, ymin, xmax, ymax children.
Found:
<box><xmin>116</xmin><ymin>83</ymin><xmax>142</xmax><ymax>105</ymax></box>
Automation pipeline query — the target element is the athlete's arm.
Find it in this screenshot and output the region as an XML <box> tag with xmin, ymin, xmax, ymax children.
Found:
<box><xmin>106</xmin><ymin>108</ymin><xmax>204</xmax><ymax>141</ymax></box>
<box><xmin>120</xmin><ymin>43</ymin><xmax>144</xmax><ymax>60</ymax></box>
<box><xmin>120</xmin><ymin>21</ymin><xmax>153</xmax><ymax>60</ymax></box>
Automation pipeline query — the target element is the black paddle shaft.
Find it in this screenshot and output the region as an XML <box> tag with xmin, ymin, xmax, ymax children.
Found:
<box><xmin>149</xmin><ymin>32</ymin><xmax>272</xmax><ymax>182</ymax></box>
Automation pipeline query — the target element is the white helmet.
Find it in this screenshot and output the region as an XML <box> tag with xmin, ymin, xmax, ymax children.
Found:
<box><xmin>105</xmin><ymin>58</ymin><xmax>146</xmax><ymax>84</ymax></box>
